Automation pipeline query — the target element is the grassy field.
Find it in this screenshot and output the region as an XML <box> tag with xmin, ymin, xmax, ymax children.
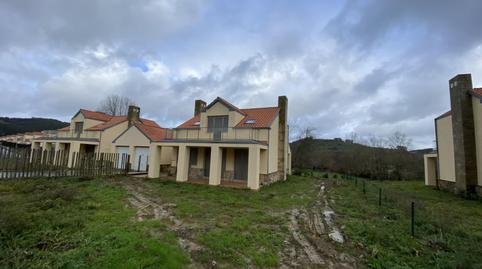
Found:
<box><xmin>329</xmin><ymin>178</ymin><xmax>482</xmax><ymax>269</ymax></box>
<box><xmin>1</xmin><ymin>174</ymin><xmax>481</xmax><ymax>268</ymax></box>
<box><xmin>0</xmin><ymin>175</ymin><xmax>322</xmax><ymax>269</ymax></box>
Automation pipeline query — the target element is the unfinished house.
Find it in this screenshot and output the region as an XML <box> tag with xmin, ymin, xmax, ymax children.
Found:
<box><xmin>425</xmin><ymin>74</ymin><xmax>482</xmax><ymax>197</ymax></box>
<box><xmin>147</xmin><ymin>96</ymin><xmax>291</xmax><ymax>190</ymax></box>
<box><xmin>31</xmin><ymin>106</ymin><xmax>165</xmax><ymax>170</ymax></box>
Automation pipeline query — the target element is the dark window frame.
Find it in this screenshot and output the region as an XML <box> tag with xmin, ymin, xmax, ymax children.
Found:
<box><xmin>74</xmin><ymin>122</ymin><xmax>84</xmax><ymax>133</ymax></box>
<box><xmin>207</xmin><ymin>115</ymin><xmax>228</xmax><ymax>133</ymax></box>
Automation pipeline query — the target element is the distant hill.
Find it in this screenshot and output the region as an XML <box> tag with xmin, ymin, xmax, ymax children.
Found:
<box><xmin>0</xmin><ymin>117</ymin><xmax>69</xmax><ymax>136</ymax></box>
<box><xmin>290</xmin><ymin>138</ymin><xmax>424</xmax><ymax>180</ymax></box>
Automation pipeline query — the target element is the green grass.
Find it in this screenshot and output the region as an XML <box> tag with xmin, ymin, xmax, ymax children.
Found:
<box><xmin>0</xmin><ymin>175</ymin><xmax>322</xmax><ymax>268</ymax></box>
<box><xmin>2</xmin><ymin>173</ymin><xmax>481</xmax><ymax>269</ymax></box>
<box><xmin>329</xmin><ymin>178</ymin><xmax>482</xmax><ymax>269</ymax></box>
<box><xmin>138</xmin><ymin>175</ymin><xmax>320</xmax><ymax>268</ymax></box>
<box><xmin>0</xmin><ymin>177</ymin><xmax>189</xmax><ymax>269</ymax></box>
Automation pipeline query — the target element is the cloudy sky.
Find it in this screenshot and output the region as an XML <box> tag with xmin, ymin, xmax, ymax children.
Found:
<box><xmin>1</xmin><ymin>0</ymin><xmax>482</xmax><ymax>149</ymax></box>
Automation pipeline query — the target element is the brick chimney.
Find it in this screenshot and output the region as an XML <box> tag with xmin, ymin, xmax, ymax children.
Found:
<box><xmin>449</xmin><ymin>74</ymin><xmax>478</xmax><ymax>196</ymax></box>
<box><xmin>127</xmin><ymin>105</ymin><xmax>140</xmax><ymax>127</ymax></box>
<box><xmin>194</xmin><ymin>99</ymin><xmax>206</xmax><ymax>116</ymax></box>
<box><xmin>278</xmin><ymin>96</ymin><xmax>288</xmax><ymax>180</ymax></box>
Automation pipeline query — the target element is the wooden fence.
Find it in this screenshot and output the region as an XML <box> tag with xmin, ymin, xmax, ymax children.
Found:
<box><xmin>0</xmin><ymin>147</ymin><xmax>129</xmax><ymax>179</ymax></box>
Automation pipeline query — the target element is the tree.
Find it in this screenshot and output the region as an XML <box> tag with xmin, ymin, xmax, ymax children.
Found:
<box><xmin>387</xmin><ymin>131</ymin><xmax>412</xmax><ymax>151</ymax></box>
<box><xmin>98</xmin><ymin>95</ymin><xmax>136</xmax><ymax>116</ymax></box>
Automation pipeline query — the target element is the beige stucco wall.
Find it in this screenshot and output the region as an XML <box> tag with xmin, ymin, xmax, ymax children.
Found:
<box><xmin>115</xmin><ymin>126</ymin><xmax>150</xmax><ymax>147</ymax></box>
<box><xmin>70</xmin><ymin>113</ymin><xmax>104</xmax><ymax>131</ymax></box>
<box><xmin>424</xmin><ymin>153</ymin><xmax>438</xmax><ymax>186</ymax></box>
<box><xmin>472</xmin><ymin>96</ymin><xmax>482</xmax><ymax>186</ymax></box>
<box><xmin>99</xmin><ymin>121</ymin><xmax>129</xmax><ymax>153</ymax></box>
<box><xmin>436</xmin><ymin>115</ymin><xmax>456</xmax><ymax>182</ymax></box>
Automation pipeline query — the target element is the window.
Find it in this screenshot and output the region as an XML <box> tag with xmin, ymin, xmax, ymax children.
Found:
<box><xmin>190</xmin><ymin>148</ymin><xmax>198</xmax><ymax>166</ymax></box>
<box><xmin>74</xmin><ymin>122</ymin><xmax>83</xmax><ymax>133</ymax></box>
<box><xmin>245</xmin><ymin>119</ymin><xmax>256</xmax><ymax>124</ymax></box>
<box><xmin>207</xmin><ymin>116</ymin><xmax>228</xmax><ymax>132</ymax></box>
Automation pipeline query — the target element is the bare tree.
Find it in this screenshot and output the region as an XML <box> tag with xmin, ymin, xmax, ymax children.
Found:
<box><xmin>387</xmin><ymin>131</ymin><xmax>412</xmax><ymax>151</ymax></box>
<box><xmin>98</xmin><ymin>95</ymin><xmax>136</xmax><ymax>116</ymax></box>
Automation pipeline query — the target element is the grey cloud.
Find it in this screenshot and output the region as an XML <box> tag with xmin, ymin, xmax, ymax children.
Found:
<box><xmin>0</xmin><ymin>0</ymin><xmax>206</xmax><ymax>52</ymax></box>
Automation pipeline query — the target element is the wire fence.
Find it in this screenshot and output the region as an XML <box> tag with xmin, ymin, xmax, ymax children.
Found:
<box><xmin>323</xmin><ymin>173</ymin><xmax>460</xmax><ymax>243</ymax></box>
<box><xmin>0</xmin><ymin>147</ymin><xmax>130</xmax><ymax>179</ymax></box>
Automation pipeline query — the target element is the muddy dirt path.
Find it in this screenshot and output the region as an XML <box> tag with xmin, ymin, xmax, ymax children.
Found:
<box><xmin>116</xmin><ymin>179</ymin><xmax>204</xmax><ymax>268</ymax></box>
<box><xmin>116</xmin><ymin>178</ymin><xmax>360</xmax><ymax>269</ymax></box>
<box><xmin>279</xmin><ymin>181</ymin><xmax>360</xmax><ymax>269</ymax></box>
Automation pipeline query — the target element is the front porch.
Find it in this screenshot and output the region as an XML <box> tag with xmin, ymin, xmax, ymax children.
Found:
<box><xmin>148</xmin><ymin>142</ymin><xmax>267</xmax><ymax>190</ymax></box>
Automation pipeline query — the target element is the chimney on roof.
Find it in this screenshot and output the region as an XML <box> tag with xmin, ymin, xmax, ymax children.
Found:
<box><xmin>194</xmin><ymin>99</ymin><xmax>206</xmax><ymax>116</ymax></box>
<box><xmin>128</xmin><ymin>105</ymin><xmax>140</xmax><ymax>127</ymax></box>
<box><xmin>278</xmin><ymin>96</ymin><xmax>288</xmax><ymax>181</ymax></box>
<box><xmin>449</xmin><ymin>74</ymin><xmax>478</xmax><ymax>196</ymax></box>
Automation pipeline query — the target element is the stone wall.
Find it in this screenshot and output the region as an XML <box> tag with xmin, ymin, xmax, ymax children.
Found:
<box><xmin>188</xmin><ymin>167</ymin><xmax>205</xmax><ymax>179</ymax></box>
<box><xmin>449</xmin><ymin>74</ymin><xmax>478</xmax><ymax>196</ymax></box>
<box><xmin>222</xmin><ymin>170</ymin><xmax>234</xmax><ymax>180</ymax></box>
<box><xmin>437</xmin><ymin>179</ymin><xmax>457</xmax><ymax>194</ymax></box>
<box><xmin>260</xmin><ymin>171</ymin><xmax>281</xmax><ymax>186</ymax></box>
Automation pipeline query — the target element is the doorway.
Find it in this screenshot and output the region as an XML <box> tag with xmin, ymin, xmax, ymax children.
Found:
<box><xmin>234</xmin><ymin>148</ymin><xmax>248</xmax><ymax>180</ymax></box>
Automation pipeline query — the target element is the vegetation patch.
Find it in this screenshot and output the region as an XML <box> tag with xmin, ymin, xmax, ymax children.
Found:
<box><xmin>329</xmin><ymin>179</ymin><xmax>482</xmax><ymax>269</ymax></box>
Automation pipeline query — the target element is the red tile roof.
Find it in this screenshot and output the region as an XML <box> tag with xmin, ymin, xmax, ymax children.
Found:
<box><xmin>58</xmin><ymin>126</ymin><xmax>71</xmax><ymax>131</ymax></box>
<box><xmin>176</xmin><ymin>103</ymin><xmax>280</xmax><ymax>129</ymax></box>
<box><xmin>86</xmin><ymin>117</ymin><xmax>160</xmax><ymax>131</ymax></box>
<box><xmin>236</xmin><ymin>107</ymin><xmax>280</xmax><ymax>128</ymax></box>
<box><xmin>135</xmin><ymin>122</ymin><xmax>169</xmax><ymax>142</ymax></box>
<box><xmin>177</xmin><ymin>114</ymin><xmax>201</xmax><ymax>129</ymax></box>
<box><xmin>78</xmin><ymin>109</ymin><xmax>113</xmax><ymax>122</ymax></box>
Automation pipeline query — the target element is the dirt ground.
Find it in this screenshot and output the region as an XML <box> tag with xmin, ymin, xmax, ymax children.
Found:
<box><xmin>116</xmin><ymin>178</ymin><xmax>361</xmax><ymax>269</ymax></box>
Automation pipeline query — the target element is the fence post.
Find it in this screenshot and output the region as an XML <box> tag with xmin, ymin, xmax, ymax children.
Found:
<box><xmin>411</xmin><ymin>201</ymin><xmax>415</xmax><ymax>237</ymax></box>
<box><xmin>125</xmin><ymin>155</ymin><xmax>130</xmax><ymax>175</ymax></box>
<box><xmin>379</xmin><ymin>188</ymin><xmax>382</xmax><ymax>206</ymax></box>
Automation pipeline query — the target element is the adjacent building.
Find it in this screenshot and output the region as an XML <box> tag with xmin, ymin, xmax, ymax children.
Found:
<box><xmin>147</xmin><ymin>96</ymin><xmax>292</xmax><ymax>190</ymax></box>
<box><xmin>31</xmin><ymin>106</ymin><xmax>166</xmax><ymax>170</ymax></box>
<box><xmin>425</xmin><ymin>74</ymin><xmax>482</xmax><ymax>197</ymax></box>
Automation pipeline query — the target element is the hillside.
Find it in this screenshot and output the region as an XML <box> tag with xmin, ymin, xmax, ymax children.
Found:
<box><xmin>0</xmin><ymin>117</ymin><xmax>69</xmax><ymax>136</ymax></box>
<box><xmin>290</xmin><ymin>138</ymin><xmax>425</xmax><ymax>180</ymax></box>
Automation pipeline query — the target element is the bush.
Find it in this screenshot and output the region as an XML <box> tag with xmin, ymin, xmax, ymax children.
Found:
<box><xmin>323</xmin><ymin>174</ymin><xmax>329</xmax><ymax>179</ymax></box>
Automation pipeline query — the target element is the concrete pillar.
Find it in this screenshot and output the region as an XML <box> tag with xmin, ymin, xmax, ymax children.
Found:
<box><xmin>209</xmin><ymin>146</ymin><xmax>222</xmax><ymax>185</ymax></box>
<box><xmin>69</xmin><ymin>142</ymin><xmax>81</xmax><ymax>168</ymax></box>
<box><xmin>449</xmin><ymin>74</ymin><xmax>478</xmax><ymax>195</ymax></box>
<box><xmin>248</xmin><ymin>146</ymin><xmax>260</xmax><ymax>190</ymax></box>
<box><xmin>129</xmin><ymin>145</ymin><xmax>135</xmax><ymax>169</ymax></box>
<box><xmin>148</xmin><ymin>145</ymin><xmax>161</xmax><ymax>178</ymax></box>
<box><xmin>176</xmin><ymin>145</ymin><xmax>189</xmax><ymax>182</ymax></box>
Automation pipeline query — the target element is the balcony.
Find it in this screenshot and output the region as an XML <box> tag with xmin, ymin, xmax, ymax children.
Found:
<box><xmin>39</xmin><ymin>130</ymin><xmax>101</xmax><ymax>141</ymax></box>
<box><xmin>168</xmin><ymin>127</ymin><xmax>268</xmax><ymax>143</ymax></box>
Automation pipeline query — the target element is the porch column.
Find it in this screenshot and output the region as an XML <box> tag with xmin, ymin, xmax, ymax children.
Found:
<box><xmin>68</xmin><ymin>142</ymin><xmax>80</xmax><ymax>168</ymax></box>
<box><xmin>209</xmin><ymin>146</ymin><xmax>222</xmax><ymax>186</ymax></box>
<box><xmin>148</xmin><ymin>145</ymin><xmax>162</xmax><ymax>178</ymax></box>
<box><xmin>54</xmin><ymin>142</ymin><xmax>61</xmax><ymax>164</ymax></box>
<box><xmin>176</xmin><ymin>145</ymin><xmax>189</xmax><ymax>182</ymax></box>
<box><xmin>129</xmin><ymin>145</ymin><xmax>135</xmax><ymax>168</ymax></box>
<box><xmin>248</xmin><ymin>146</ymin><xmax>260</xmax><ymax>190</ymax></box>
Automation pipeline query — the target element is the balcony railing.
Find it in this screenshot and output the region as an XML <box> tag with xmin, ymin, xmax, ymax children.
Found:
<box><xmin>169</xmin><ymin>127</ymin><xmax>267</xmax><ymax>142</ymax></box>
<box><xmin>39</xmin><ymin>130</ymin><xmax>101</xmax><ymax>140</ymax></box>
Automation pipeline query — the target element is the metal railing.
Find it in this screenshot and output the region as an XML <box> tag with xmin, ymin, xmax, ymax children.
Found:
<box><xmin>169</xmin><ymin>127</ymin><xmax>267</xmax><ymax>142</ymax></box>
<box><xmin>39</xmin><ymin>130</ymin><xmax>101</xmax><ymax>140</ymax></box>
